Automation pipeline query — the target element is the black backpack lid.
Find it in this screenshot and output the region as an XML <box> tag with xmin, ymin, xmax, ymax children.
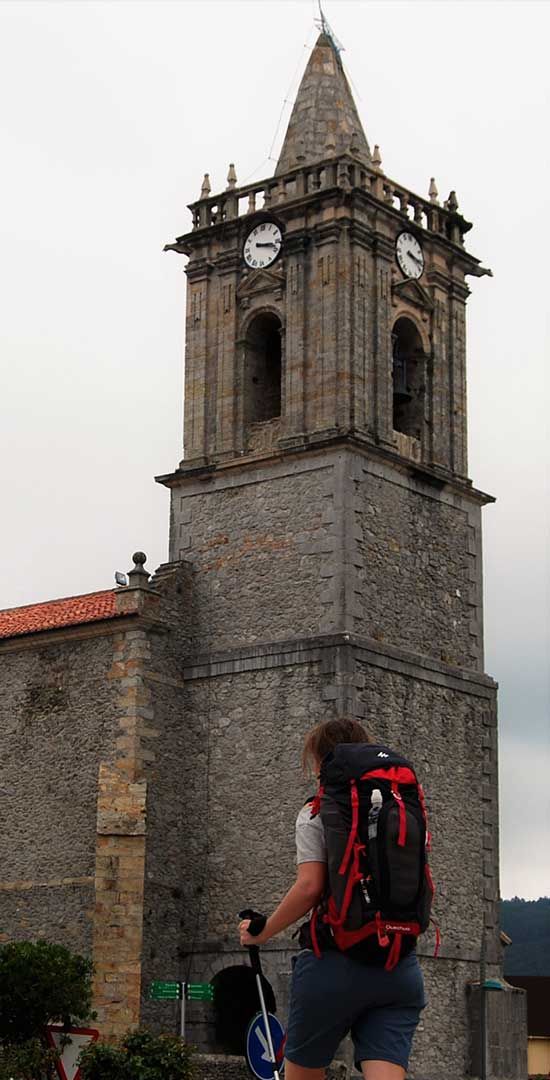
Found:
<box><xmin>320</xmin><ymin>743</ymin><xmax>414</xmax><ymax>785</ymax></box>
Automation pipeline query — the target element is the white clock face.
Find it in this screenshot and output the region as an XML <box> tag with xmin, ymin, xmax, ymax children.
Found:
<box><xmin>396</xmin><ymin>232</ymin><xmax>424</xmax><ymax>280</ymax></box>
<box><xmin>243</xmin><ymin>222</ymin><xmax>282</xmax><ymax>269</ymax></box>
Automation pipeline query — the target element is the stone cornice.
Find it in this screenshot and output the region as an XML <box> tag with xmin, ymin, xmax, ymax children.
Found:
<box><xmin>311</xmin><ymin>221</ymin><xmax>345</xmax><ymax>246</ymax></box>
<box><xmin>449</xmin><ymin>279</ymin><xmax>472</xmax><ymax>302</ymax></box>
<box><xmin>182</xmin><ymin>631</ymin><xmax>497</xmax><ymax>697</ymax></box>
<box><xmin>214</xmin><ymin>251</ymin><xmax>241</xmax><ymax>274</ymax></box>
<box><xmin>348</xmin><ymin>220</ymin><xmax>376</xmax><ymax>248</ymax></box>
<box><xmin>185</xmin><ymin>258</ymin><xmax>215</xmax><ymax>283</ymax></box>
<box><xmin>156</xmin><ymin>430</ymin><xmax>495</xmax><ymax>506</ymax></box>
<box><xmin>370</xmin><ymin>232</ymin><xmax>395</xmax><ymax>261</ymax></box>
<box><xmin>171</xmin><ymin>179</ymin><xmax>490</xmax><ymax>284</ymax></box>
<box><xmin>0</xmin><ymin>610</ymin><xmax>169</xmax><ymax>654</ymax></box>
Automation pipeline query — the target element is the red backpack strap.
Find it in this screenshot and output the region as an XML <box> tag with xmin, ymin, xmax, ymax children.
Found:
<box><xmin>375</xmin><ymin>910</ymin><xmax>390</xmax><ymax>948</ymax></box>
<box><xmin>310</xmin><ymin>908</ymin><xmax>321</xmax><ymax>958</ymax></box>
<box><xmin>385</xmin><ymin>932</ymin><xmax>403</xmax><ymax>971</ymax></box>
<box><xmin>390</xmin><ymin>781</ymin><xmax>407</xmax><ymax>847</ymax></box>
<box><xmin>310</xmin><ymin>786</ymin><xmax>324</xmax><ymax>818</ymax></box>
<box><xmin>417</xmin><ymin>783</ymin><xmax>432</xmax><ymax>851</ymax></box>
<box><xmin>338</xmin><ymin>779</ymin><xmax>359</xmax><ymax>875</ymax></box>
<box><xmin>276</xmin><ymin>1033</ymin><xmax>287</xmax><ymax>1064</ymax></box>
<box><xmin>430</xmin><ymin>917</ymin><xmax>441</xmax><ymax>957</ymax></box>
<box><xmin>335</xmin><ymin>842</ymin><xmax>365</xmax><ymax>926</ymax></box>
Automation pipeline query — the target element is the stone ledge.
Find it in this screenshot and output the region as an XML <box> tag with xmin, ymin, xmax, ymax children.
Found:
<box><xmin>193</xmin><ymin>1054</ymin><xmax>348</xmax><ymax>1080</ymax></box>
<box><xmin>182</xmin><ymin>631</ymin><xmax>497</xmax><ymax>697</ymax></box>
<box><xmin>157</xmin><ymin>432</ymin><xmax>495</xmax><ymax>507</ymax></box>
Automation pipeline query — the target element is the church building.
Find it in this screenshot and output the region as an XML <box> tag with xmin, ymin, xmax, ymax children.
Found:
<box><xmin>0</xmin><ymin>29</ymin><xmax>526</xmax><ymax>1080</ymax></box>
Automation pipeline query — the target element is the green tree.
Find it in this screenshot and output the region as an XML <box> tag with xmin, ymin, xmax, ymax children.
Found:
<box><xmin>0</xmin><ymin>939</ymin><xmax>93</xmax><ymax>1044</ymax></box>
<box><xmin>0</xmin><ymin>939</ymin><xmax>95</xmax><ymax>1079</ymax></box>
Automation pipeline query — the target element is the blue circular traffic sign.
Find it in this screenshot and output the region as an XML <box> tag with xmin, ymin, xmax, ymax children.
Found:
<box><xmin>245</xmin><ymin>1011</ymin><xmax>286</xmax><ymax>1080</ymax></box>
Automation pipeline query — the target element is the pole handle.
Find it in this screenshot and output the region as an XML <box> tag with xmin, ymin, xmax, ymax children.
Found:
<box><xmin>239</xmin><ymin>908</ymin><xmax>267</xmax><ymax>975</ymax></box>
<box><xmin>239</xmin><ymin>907</ymin><xmax>267</xmax><ymax>937</ymax></box>
<box><xmin>249</xmin><ymin>944</ymin><xmax>261</xmax><ymax>975</ymax></box>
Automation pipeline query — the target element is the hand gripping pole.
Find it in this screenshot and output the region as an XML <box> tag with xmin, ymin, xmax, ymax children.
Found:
<box><xmin>239</xmin><ymin>908</ymin><xmax>281</xmax><ymax>1080</ymax></box>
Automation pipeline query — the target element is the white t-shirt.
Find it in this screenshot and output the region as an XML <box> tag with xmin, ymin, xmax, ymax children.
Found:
<box><xmin>295</xmin><ymin>802</ymin><xmax>327</xmax><ymax>864</ymax></box>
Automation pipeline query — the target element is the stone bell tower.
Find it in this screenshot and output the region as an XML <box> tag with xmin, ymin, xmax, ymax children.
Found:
<box><xmin>153</xmin><ymin>31</ymin><xmax>526</xmax><ymax>1080</ymax></box>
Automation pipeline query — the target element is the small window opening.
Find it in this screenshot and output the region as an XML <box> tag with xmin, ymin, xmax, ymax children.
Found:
<box><xmin>392</xmin><ymin>317</ymin><xmax>425</xmax><ymax>440</ymax></box>
<box><xmin>244</xmin><ymin>313</ymin><xmax>282</xmax><ymax>425</ymax></box>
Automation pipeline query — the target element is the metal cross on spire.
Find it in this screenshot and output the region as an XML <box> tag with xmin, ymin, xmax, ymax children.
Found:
<box><xmin>315</xmin><ymin>0</ymin><xmax>345</xmax><ymax>57</ymax></box>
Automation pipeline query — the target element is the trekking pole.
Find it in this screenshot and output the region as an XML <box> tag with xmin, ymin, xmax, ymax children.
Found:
<box><xmin>239</xmin><ymin>908</ymin><xmax>282</xmax><ymax>1080</ymax></box>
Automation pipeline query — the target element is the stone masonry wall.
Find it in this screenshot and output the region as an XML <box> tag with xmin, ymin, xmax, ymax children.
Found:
<box><xmin>355</xmin><ymin>658</ymin><xmax>500</xmax><ymax>1080</ymax></box>
<box><xmin>92</xmin><ymin>569</ymin><xmax>191</xmax><ymax>1039</ymax></box>
<box><xmin>93</xmin><ymin>758</ymin><xmax>147</xmax><ymax>1036</ymax></box>
<box><xmin>0</xmin><ymin>570</ymin><xmax>195</xmax><ymax>1043</ymax></box>
<box><xmin>141</xmin><ymin>657</ymin><xmax>329</xmax><ymax>1048</ymax></box>
<box><xmin>355</xmin><ymin>664</ymin><xmax>494</xmax><ymax>948</ymax></box>
<box><xmin>351</xmin><ymin>457</ymin><xmax>484</xmax><ymax>672</ymax></box>
<box><xmin>169</xmin><ymin>447</ymin><xmax>485</xmax><ymax>675</ymax></box>
<box><xmin>169</xmin><ymin>456</ymin><xmax>338</xmax><ymax>657</ymax></box>
<box><xmin>178</xmin><ymin>169</ymin><xmax>470</xmax><ymax>481</ymax></box>
<box><xmin>138</xmin><ymin>663</ymin><xmax>192</xmax><ymax>1035</ymax></box>
<box><xmin>0</xmin><ymin>634</ymin><xmax>120</xmax><ymax>954</ymax></box>
<box><xmin>140</xmin><ymin>632</ymin><xmax>500</xmax><ymax>1080</ymax></box>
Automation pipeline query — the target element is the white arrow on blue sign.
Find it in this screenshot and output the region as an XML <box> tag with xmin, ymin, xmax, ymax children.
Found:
<box><xmin>245</xmin><ymin>1012</ymin><xmax>286</xmax><ymax>1080</ymax></box>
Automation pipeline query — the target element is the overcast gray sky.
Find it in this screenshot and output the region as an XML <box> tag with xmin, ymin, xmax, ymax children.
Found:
<box><xmin>1</xmin><ymin>0</ymin><xmax>548</xmax><ymax>899</ymax></box>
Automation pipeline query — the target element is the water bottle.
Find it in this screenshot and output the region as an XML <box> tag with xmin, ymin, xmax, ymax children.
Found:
<box><xmin>368</xmin><ymin>788</ymin><xmax>383</xmax><ymax>841</ymax></box>
<box><xmin>362</xmin><ymin>789</ymin><xmax>383</xmax><ymax>904</ymax></box>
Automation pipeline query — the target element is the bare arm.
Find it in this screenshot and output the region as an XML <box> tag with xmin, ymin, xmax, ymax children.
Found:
<box><xmin>239</xmin><ymin>862</ymin><xmax>327</xmax><ymax>946</ymax></box>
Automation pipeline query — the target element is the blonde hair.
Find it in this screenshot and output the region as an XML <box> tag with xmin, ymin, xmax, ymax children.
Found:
<box><xmin>302</xmin><ymin>716</ymin><xmax>371</xmax><ymax>776</ymax></box>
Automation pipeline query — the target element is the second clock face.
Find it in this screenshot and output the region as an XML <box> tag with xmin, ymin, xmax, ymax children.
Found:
<box><xmin>396</xmin><ymin>232</ymin><xmax>424</xmax><ymax>279</ymax></box>
<box><xmin>243</xmin><ymin>222</ymin><xmax>282</xmax><ymax>269</ymax></box>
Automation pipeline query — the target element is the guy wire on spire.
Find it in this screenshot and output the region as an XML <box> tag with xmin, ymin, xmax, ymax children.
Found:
<box><xmin>316</xmin><ymin>0</ymin><xmax>345</xmax><ymax>58</ymax></box>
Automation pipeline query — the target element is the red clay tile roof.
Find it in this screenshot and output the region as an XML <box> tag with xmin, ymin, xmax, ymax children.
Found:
<box><xmin>0</xmin><ymin>589</ymin><xmax>121</xmax><ymax>641</ymax></box>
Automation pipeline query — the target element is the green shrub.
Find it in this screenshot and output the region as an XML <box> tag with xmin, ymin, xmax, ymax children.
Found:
<box><xmin>0</xmin><ymin>940</ymin><xmax>94</xmax><ymax>1045</ymax></box>
<box><xmin>76</xmin><ymin>1039</ymin><xmax>124</xmax><ymax>1080</ymax></box>
<box><xmin>79</xmin><ymin>1028</ymin><xmax>194</xmax><ymax>1080</ymax></box>
<box><xmin>0</xmin><ymin>1036</ymin><xmax>60</xmax><ymax>1080</ymax></box>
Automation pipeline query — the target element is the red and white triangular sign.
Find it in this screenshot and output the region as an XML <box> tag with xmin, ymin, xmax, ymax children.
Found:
<box><xmin>45</xmin><ymin>1025</ymin><xmax>100</xmax><ymax>1080</ymax></box>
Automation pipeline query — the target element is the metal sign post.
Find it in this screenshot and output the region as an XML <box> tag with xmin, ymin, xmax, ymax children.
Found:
<box><xmin>180</xmin><ymin>982</ymin><xmax>186</xmax><ymax>1042</ymax></box>
<box><xmin>148</xmin><ymin>980</ymin><xmax>214</xmax><ymax>1042</ymax></box>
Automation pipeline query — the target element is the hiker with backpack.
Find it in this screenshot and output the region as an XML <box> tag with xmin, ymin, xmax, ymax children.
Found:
<box><xmin>239</xmin><ymin>717</ymin><xmax>433</xmax><ymax>1080</ymax></box>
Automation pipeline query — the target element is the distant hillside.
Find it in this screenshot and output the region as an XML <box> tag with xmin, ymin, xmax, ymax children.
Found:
<box><xmin>500</xmin><ymin>898</ymin><xmax>550</xmax><ymax>976</ymax></box>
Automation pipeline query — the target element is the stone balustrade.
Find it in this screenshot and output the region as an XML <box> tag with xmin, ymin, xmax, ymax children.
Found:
<box><xmin>186</xmin><ymin>155</ymin><xmax>470</xmax><ymax>247</ymax></box>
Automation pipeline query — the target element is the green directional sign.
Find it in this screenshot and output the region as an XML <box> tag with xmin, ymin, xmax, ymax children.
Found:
<box><xmin>149</xmin><ymin>980</ymin><xmax>182</xmax><ymax>1001</ymax></box>
<box><xmin>186</xmin><ymin>982</ymin><xmax>214</xmax><ymax>1002</ymax></box>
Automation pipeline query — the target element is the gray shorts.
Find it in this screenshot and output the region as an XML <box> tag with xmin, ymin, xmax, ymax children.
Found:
<box><xmin>285</xmin><ymin>948</ymin><xmax>426</xmax><ymax>1071</ymax></box>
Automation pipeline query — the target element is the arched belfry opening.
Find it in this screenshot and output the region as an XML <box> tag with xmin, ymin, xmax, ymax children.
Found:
<box><xmin>244</xmin><ymin>313</ymin><xmax>282</xmax><ymax>427</ymax></box>
<box><xmin>391</xmin><ymin>317</ymin><xmax>426</xmax><ymax>441</ymax></box>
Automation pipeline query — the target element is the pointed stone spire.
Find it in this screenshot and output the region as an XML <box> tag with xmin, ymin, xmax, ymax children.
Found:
<box><xmin>372</xmin><ymin>144</ymin><xmax>383</xmax><ymax>171</ymax></box>
<box><xmin>429</xmin><ymin>177</ymin><xmax>439</xmax><ymax>204</ymax></box>
<box><xmin>275</xmin><ymin>33</ymin><xmax>371</xmax><ymax>175</ymax></box>
<box><xmin>226</xmin><ymin>163</ymin><xmax>237</xmax><ymax>190</ymax></box>
<box><xmin>200</xmin><ymin>173</ymin><xmax>211</xmax><ymax>199</ymax></box>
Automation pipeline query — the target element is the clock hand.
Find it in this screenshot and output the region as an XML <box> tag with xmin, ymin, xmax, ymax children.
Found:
<box><xmin>407</xmin><ymin>251</ymin><xmax>422</xmax><ymax>266</ymax></box>
<box><xmin>256</xmin><ymin>242</ymin><xmax>278</xmax><ymax>248</ymax></box>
